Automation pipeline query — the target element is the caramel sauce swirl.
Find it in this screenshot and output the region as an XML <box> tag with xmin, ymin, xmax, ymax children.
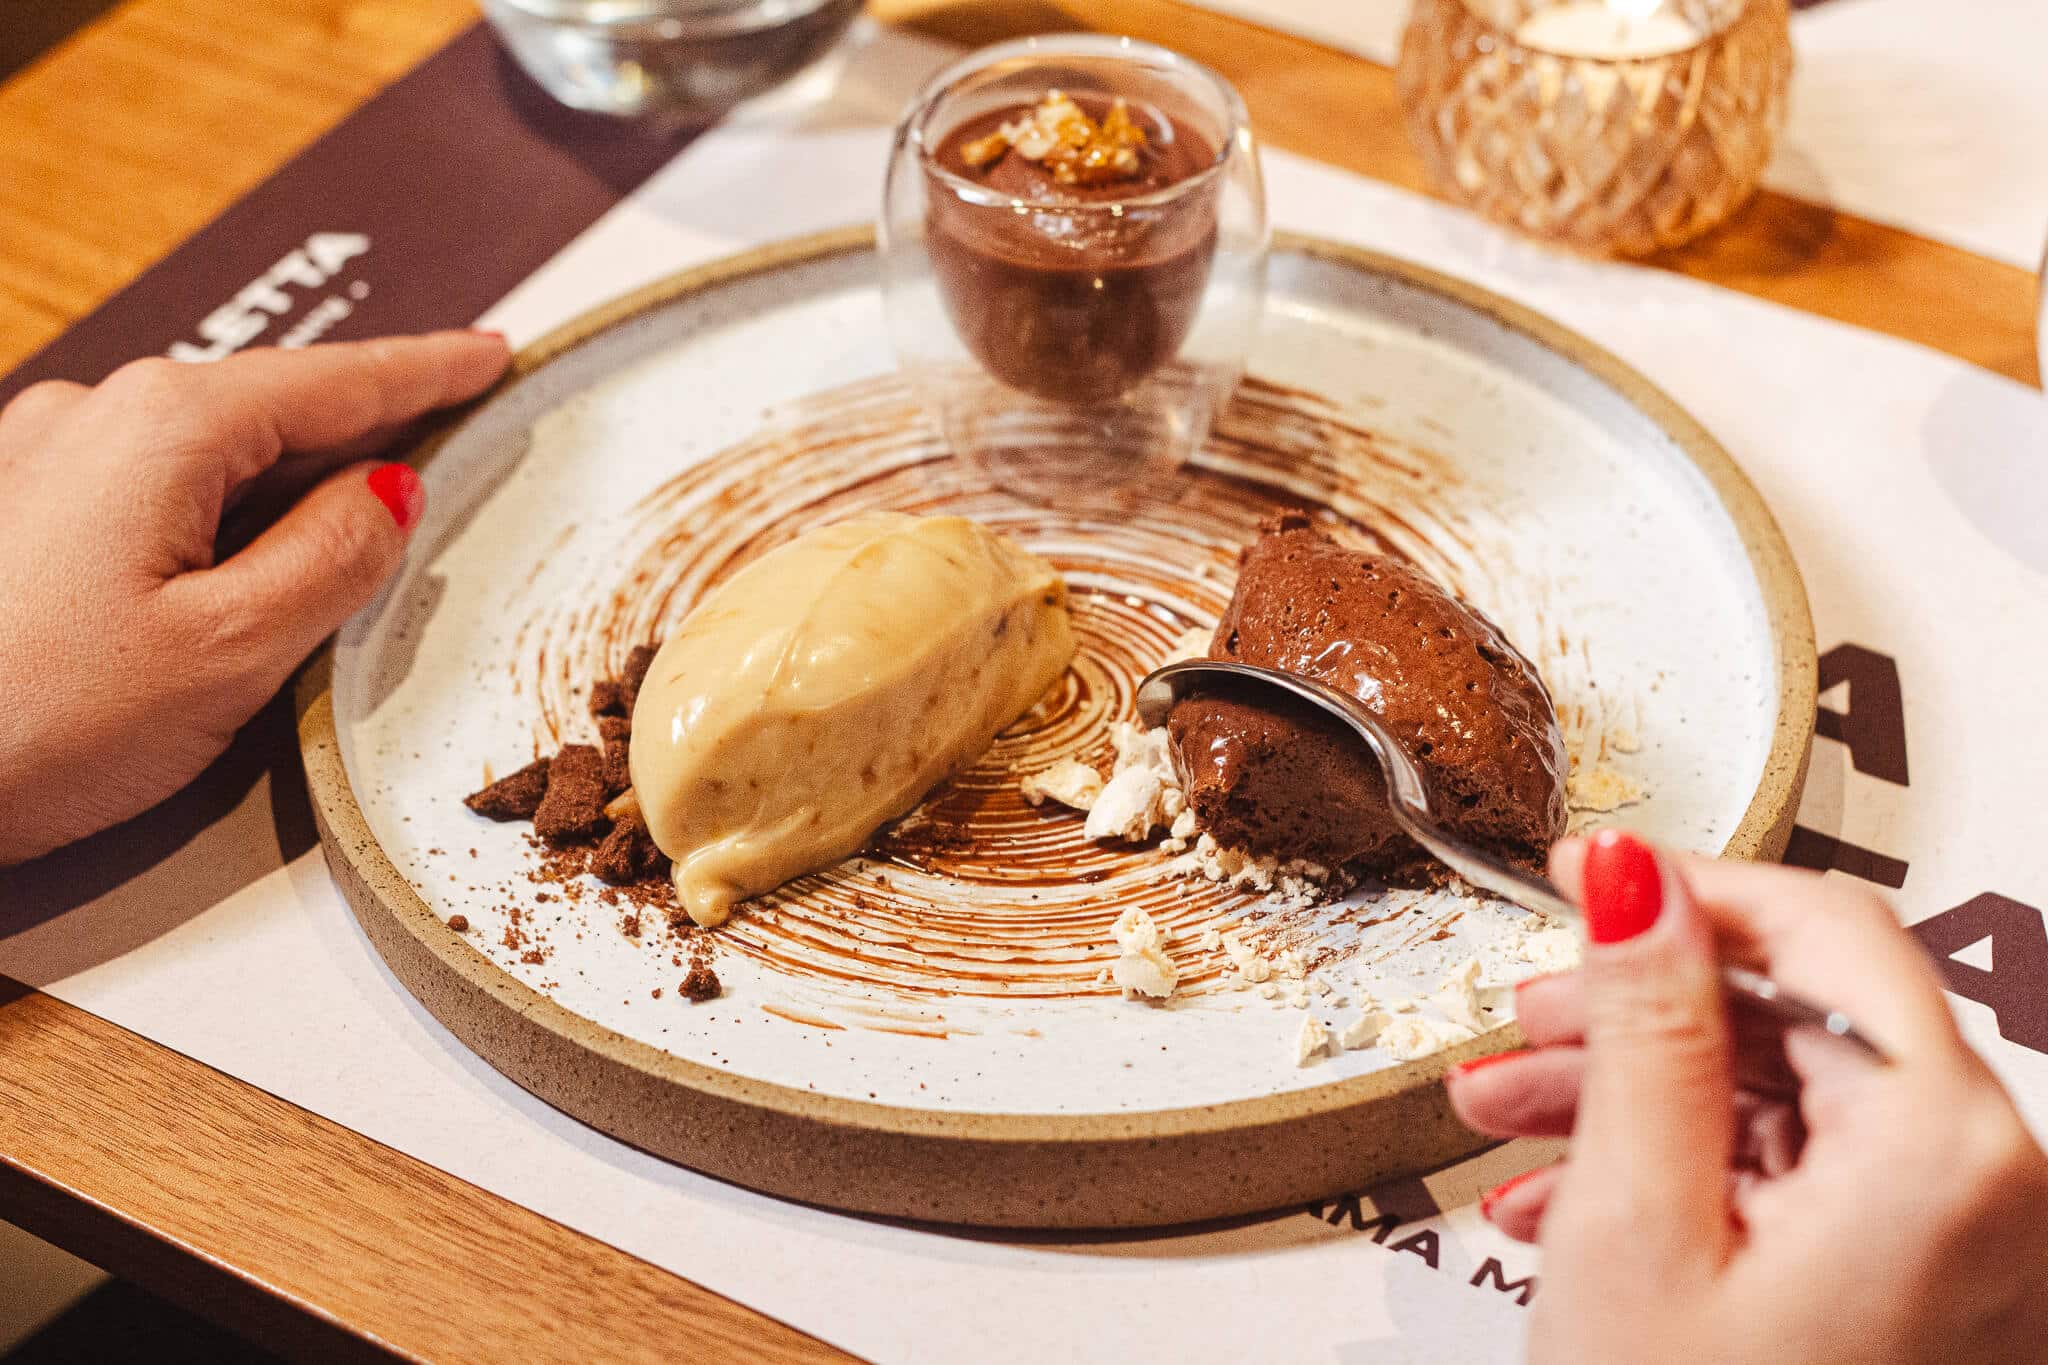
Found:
<box><xmin>510</xmin><ymin>374</ymin><xmax>1506</xmax><ymax>1000</ymax></box>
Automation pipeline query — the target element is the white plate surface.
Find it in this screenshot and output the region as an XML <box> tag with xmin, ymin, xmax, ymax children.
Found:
<box><xmin>333</xmin><ymin>240</ymin><xmax>1778</xmax><ymax>1117</ymax></box>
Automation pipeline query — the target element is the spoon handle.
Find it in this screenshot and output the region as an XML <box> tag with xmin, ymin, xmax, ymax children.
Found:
<box><xmin>1718</xmin><ymin>965</ymin><xmax>1888</xmax><ymax>1059</ymax></box>
<box><xmin>1392</xmin><ymin>802</ymin><xmax>1890</xmax><ymax>1061</ymax></box>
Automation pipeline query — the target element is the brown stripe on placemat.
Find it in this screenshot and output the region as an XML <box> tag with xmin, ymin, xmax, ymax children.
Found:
<box><xmin>0</xmin><ymin>22</ymin><xmax>706</xmax><ymax>403</ymax></box>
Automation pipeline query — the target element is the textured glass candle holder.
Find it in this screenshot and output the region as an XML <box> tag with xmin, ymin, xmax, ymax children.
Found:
<box><xmin>1397</xmin><ymin>0</ymin><xmax>1792</xmax><ymax>257</ymax></box>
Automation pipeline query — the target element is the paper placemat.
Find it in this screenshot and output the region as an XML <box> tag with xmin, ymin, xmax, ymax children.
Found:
<box><xmin>1191</xmin><ymin>0</ymin><xmax>2048</xmax><ymax>271</ymax></box>
<box><xmin>0</xmin><ymin>25</ymin><xmax>702</xmax><ymax>400</ymax></box>
<box><xmin>4</xmin><ymin>18</ymin><xmax>2046</xmax><ymax>1363</ymax></box>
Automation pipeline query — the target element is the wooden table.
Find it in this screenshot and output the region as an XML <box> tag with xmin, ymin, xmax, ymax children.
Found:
<box><xmin>0</xmin><ymin>1</ymin><xmax>2034</xmax><ymax>1359</ymax></box>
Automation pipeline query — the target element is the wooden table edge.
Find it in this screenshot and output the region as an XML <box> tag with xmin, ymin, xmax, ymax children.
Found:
<box><xmin>0</xmin><ymin>0</ymin><xmax>2035</xmax><ymax>1357</ymax></box>
<box><xmin>0</xmin><ymin>977</ymin><xmax>855</xmax><ymax>1363</ymax></box>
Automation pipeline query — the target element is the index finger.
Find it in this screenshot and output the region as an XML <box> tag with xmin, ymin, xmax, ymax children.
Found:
<box><xmin>1553</xmin><ymin>836</ymin><xmax>1736</xmax><ymax>1271</ymax></box>
<box><xmin>1555</xmin><ymin>841</ymin><xmax>1961</xmax><ymax>1068</ymax></box>
<box><xmin>186</xmin><ymin>332</ymin><xmax>509</xmax><ymax>484</ymax></box>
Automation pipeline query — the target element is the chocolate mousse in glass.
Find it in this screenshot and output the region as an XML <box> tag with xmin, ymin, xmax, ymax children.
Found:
<box><xmin>882</xmin><ymin>37</ymin><xmax>1267</xmax><ymax>503</ymax></box>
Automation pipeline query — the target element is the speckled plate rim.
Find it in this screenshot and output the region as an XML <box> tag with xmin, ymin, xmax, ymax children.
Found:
<box><xmin>296</xmin><ymin>226</ymin><xmax>1816</xmax><ymax>1226</ymax></box>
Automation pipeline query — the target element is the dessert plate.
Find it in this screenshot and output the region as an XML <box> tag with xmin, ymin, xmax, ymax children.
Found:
<box><xmin>299</xmin><ymin>228</ymin><xmax>1814</xmax><ymax>1227</ymax></box>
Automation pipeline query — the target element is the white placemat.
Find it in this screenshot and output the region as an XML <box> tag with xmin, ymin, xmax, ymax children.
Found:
<box><xmin>4</xmin><ymin>21</ymin><xmax>2045</xmax><ymax>1363</ymax></box>
<box><xmin>1195</xmin><ymin>0</ymin><xmax>2048</xmax><ymax>269</ymax></box>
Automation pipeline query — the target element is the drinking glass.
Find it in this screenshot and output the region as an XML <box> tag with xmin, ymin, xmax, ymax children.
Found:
<box><xmin>482</xmin><ymin>0</ymin><xmax>862</xmax><ymax>120</ymax></box>
<box><xmin>881</xmin><ymin>36</ymin><xmax>1268</xmax><ymax>505</ymax></box>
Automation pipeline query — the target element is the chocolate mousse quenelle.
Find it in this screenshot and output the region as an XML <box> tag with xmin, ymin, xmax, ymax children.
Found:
<box><xmin>1170</xmin><ymin>514</ymin><xmax>1568</xmax><ymax>877</ymax></box>
<box><xmin>882</xmin><ymin>36</ymin><xmax>1268</xmax><ymax>500</ymax></box>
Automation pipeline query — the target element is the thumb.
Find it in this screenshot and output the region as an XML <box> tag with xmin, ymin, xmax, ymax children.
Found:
<box><xmin>180</xmin><ymin>460</ymin><xmax>421</xmax><ymax>697</ymax></box>
<box><xmin>1551</xmin><ymin>830</ymin><xmax>1735</xmax><ymax>1272</ymax></box>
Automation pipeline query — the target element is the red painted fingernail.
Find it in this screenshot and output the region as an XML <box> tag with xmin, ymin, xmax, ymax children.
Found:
<box><xmin>1581</xmin><ymin>830</ymin><xmax>1663</xmax><ymax>944</ymax></box>
<box><xmin>1479</xmin><ymin>1167</ymin><xmax>1548</xmax><ymax>1222</ymax></box>
<box><xmin>367</xmin><ymin>462</ymin><xmax>424</xmax><ymax>532</ymax></box>
<box><xmin>469</xmin><ymin>328</ymin><xmax>507</xmax><ymax>342</ymax></box>
<box><xmin>1449</xmin><ymin>1051</ymin><xmax>1522</xmax><ymax>1081</ymax></box>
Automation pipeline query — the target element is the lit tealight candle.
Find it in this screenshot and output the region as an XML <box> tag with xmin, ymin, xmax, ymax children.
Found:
<box><xmin>1514</xmin><ymin>0</ymin><xmax>1704</xmax><ymax>59</ymax></box>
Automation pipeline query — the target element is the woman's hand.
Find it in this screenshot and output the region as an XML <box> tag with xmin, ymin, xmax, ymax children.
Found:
<box><xmin>0</xmin><ymin>333</ymin><xmax>508</xmax><ymax>865</ymax></box>
<box><xmin>1448</xmin><ymin>833</ymin><xmax>2048</xmax><ymax>1364</ymax></box>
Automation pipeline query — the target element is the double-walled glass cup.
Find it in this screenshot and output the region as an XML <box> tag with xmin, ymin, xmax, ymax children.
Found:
<box><xmin>881</xmin><ymin>36</ymin><xmax>1268</xmax><ymax>505</ymax></box>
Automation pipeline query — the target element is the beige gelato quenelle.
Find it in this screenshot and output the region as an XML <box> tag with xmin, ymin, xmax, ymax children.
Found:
<box><xmin>630</xmin><ymin>513</ymin><xmax>1075</xmax><ymax>928</ymax></box>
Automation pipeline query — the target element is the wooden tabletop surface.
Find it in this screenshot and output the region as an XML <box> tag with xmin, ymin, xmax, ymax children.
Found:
<box><xmin>0</xmin><ymin>0</ymin><xmax>2035</xmax><ymax>1359</ymax></box>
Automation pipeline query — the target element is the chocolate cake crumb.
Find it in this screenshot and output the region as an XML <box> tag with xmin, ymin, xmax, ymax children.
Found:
<box><xmin>447</xmin><ymin>914</ymin><xmax>470</xmax><ymax>933</ymax></box>
<box><xmin>533</xmin><ymin>745</ymin><xmax>610</xmax><ymax>844</ymax></box>
<box><xmin>588</xmin><ymin>680</ymin><xmax>626</xmax><ymax>718</ymax></box>
<box><xmin>601</xmin><ymin>734</ymin><xmax>632</xmax><ymax>798</ymax></box>
<box><xmin>590</xmin><ymin>710</ymin><xmax>635</xmax><ymax>795</ymax></box>
<box><xmin>681</xmin><ymin>962</ymin><xmax>722</xmax><ymax>1001</ymax></box>
<box><xmin>465</xmin><ymin>758</ymin><xmax>550</xmax><ymax>821</ymax></box>
<box><xmin>591</xmin><ymin>812</ymin><xmax>666</xmax><ymax>885</ymax></box>
<box><xmin>620</xmin><ymin>644</ymin><xmax>658</xmax><ymax>712</ymax></box>
<box><xmin>461</xmin><ymin>646</ymin><xmax>692</xmax><ymax>979</ymax></box>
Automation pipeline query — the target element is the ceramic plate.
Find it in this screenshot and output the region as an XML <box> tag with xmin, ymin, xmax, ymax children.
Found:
<box><xmin>300</xmin><ymin>228</ymin><xmax>1813</xmax><ymax>1226</ymax></box>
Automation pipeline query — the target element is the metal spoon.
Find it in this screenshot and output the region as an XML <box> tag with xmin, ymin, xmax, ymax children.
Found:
<box><xmin>1136</xmin><ymin>658</ymin><xmax>1888</xmax><ymax>1062</ymax></box>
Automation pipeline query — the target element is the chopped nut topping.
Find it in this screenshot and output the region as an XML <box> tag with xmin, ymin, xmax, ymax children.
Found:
<box><xmin>960</xmin><ymin>130</ymin><xmax>1010</xmax><ymax>169</ymax></box>
<box><xmin>960</xmin><ymin>89</ymin><xmax>1149</xmax><ymax>186</ymax></box>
